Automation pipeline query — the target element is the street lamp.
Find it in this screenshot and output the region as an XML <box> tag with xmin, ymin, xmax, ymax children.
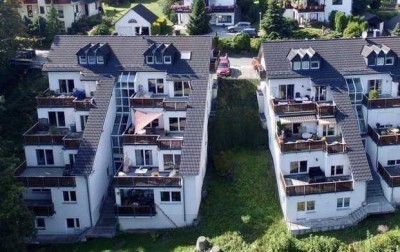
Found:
<box><xmin>259</xmin><ymin>12</ymin><xmax>262</xmax><ymax>32</ymax></box>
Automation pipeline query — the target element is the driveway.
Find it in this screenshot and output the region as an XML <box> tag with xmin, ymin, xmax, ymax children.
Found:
<box><xmin>228</xmin><ymin>54</ymin><xmax>259</xmax><ymax>79</ymax></box>
<box><xmin>207</xmin><ymin>26</ymin><xmax>236</xmax><ymax>38</ymax></box>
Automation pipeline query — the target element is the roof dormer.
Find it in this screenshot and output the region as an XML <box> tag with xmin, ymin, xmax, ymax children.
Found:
<box><xmin>287</xmin><ymin>47</ymin><xmax>320</xmax><ymax>71</ymax></box>
<box><xmin>76</xmin><ymin>43</ymin><xmax>111</xmax><ymax>65</ymax></box>
<box><xmin>362</xmin><ymin>44</ymin><xmax>396</xmax><ymax>67</ymax></box>
<box><xmin>143</xmin><ymin>42</ymin><xmax>178</xmax><ymax>65</ymax></box>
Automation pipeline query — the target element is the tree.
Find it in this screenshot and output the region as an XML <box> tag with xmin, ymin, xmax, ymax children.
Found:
<box><xmin>158</xmin><ymin>0</ymin><xmax>174</xmax><ymax>17</ymax></box>
<box><xmin>343</xmin><ymin>21</ymin><xmax>367</xmax><ymax>38</ymax></box>
<box><xmin>329</xmin><ymin>10</ymin><xmax>338</xmax><ymax>30</ymax></box>
<box><xmin>392</xmin><ymin>23</ymin><xmax>400</xmax><ymax>36</ymax></box>
<box><xmin>46</xmin><ymin>6</ymin><xmax>62</xmax><ymax>43</ymax></box>
<box><xmin>261</xmin><ymin>0</ymin><xmax>288</xmax><ymax>40</ymax></box>
<box><xmin>369</xmin><ymin>0</ymin><xmax>381</xmax><ymax>10</ymax></box>
<box><xmin>186</xmin><ymin>0</ymin><xmax>210</xmax><ymax>35</ymax></box>
<box><xmin>352</xmin><ymin>0</ymin><xmax>371</xmax><ymax>15</ymax></box>
<box><xmin>334</xmin><ymin>11</ymin><xmax>347</xmax><ymax>33</ymax></box>
<box><xmin>91</xmin><ymin>22</ymin><xmax>111</xmax><ymax>35</ymax></box>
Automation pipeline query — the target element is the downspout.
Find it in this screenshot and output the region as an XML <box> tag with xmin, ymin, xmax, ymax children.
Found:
<box><xmin>85</xmin><ymin>175</ymin><xmax>93</xmax><ymax>227</ymax></box>
<box><xmin>182</xmin><ymin>176</ymin><xmax>186</xmax><ymax>223</ymax></box>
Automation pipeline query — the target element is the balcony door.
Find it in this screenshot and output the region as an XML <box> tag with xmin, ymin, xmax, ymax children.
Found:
<box><xmin>315</xmin><ymin>86</ymin><xmax>326</xmax><ymax>101</ymax></box>
<box><xmin>279</xmin><ymin>84</ymin><xmax>294</xmax><ymax>100</ymax></box>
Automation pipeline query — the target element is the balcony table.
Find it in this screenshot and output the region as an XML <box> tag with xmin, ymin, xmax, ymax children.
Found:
<box><xmin>389</xmin><ymin>128</ymin><xmax>399</xmax><ymax>134</ymax></box>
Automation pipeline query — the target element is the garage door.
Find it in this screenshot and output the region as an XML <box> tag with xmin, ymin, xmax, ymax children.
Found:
<box><xmin>117</xmin><ymin>26</ymin><xmax>133</xmax><ymax>36</ymax></box>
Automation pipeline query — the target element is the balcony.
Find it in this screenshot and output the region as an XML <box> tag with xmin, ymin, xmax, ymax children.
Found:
<box><xmin>123</xmin><ymin>127</ymin><xmax>183</xmax><ymax>149</ymax></box>
<box><xmin>280</xmin><ymin>171</ymin><xmax>353</xmax><ymax>196</ymax></box>
<box><xmin>24</xmin><ymin>200</ymin><xmax>55</xmax><ymax>216</ymax></box>
<box><xmin>114</xmin><ymin>165</ymin><xmax>181</xmax><ymax>187</ymax></box>
<box><xmin>130</xmin><ymin>93</ymin><xmax>188</xmax><ymax>110</ymax></box>
<box><xmin>36</xmin><ymin>89</ymin><xmax>94</xmax><ymax>110</ymax></box>
<box><xmin>362</xmin><ymin>94</ymin><xmax>400</xmax><ymax>109</ymax></box>
<box><xmin>15</xmin><ymin>161</ymin><xmax>76</xmax><ymax>188</ymax></box>
<box><xmin>115</xmin><ymin>205</ymin><xmax>157</xmax><ymax>216</ymax></box>
<box><xmin>23</xmin><ymin>122</ymin><xmax>82</xmax><ymax>148</ymax></box>
<box><xmin>271</xmin><ymin>99</ymin><xmax>315</xmax><ymax>116</ymax></box>
<box><xmin>316</xmin><ymin>102</ymin><xmax>336</xmax><ymax>118</ymax></box>
<box><xmin>276</xmin><ymin>134</ymin><xmax>346</xmax><ymax>153</ymax></box>
<box><xmin>368</xmin><ymin>125</ymin><xmax>400</xmax><ymax>146</ymax></box>
<box><xmin>290</xmin><ymin>2</ymin><xmax>325</xmax><ymax>12</ymax></box>
<box><xmin>378</xmin><ymin>162</ymin><xmax>400</xmax><ymax>187</ymax></box>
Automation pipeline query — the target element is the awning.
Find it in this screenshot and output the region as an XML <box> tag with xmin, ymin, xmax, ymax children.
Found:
<box><xmin>280</xmin><ymin>115</ymin><xmax>317</xmax><ymax>124</ymax></box>
<box><xmin>319</xmin><ymin>117</ymin><xmax>337</xmax><ymax>125</ymax></box>
<box><xmin>134</xmin><ymin>110</ymin><xmax>162</xmax><ymax>134</ymax></box>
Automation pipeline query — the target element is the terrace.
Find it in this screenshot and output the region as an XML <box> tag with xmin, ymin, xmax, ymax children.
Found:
<box><xmin>378</xmin><ymin>162</ymin><xmax>400</xmax><ymax>187</ymax></box>
<box><xmin>362</xmin><ymin>94</ymin><xmax>400</xmax><ymax>109</ymax></box>
<box><xmin>271</xmin><ymin>98</ymin><xmax>336</xmax><ymax>117</ymax></box>
<box><xmin>123</xmin><ymin>127</ymin><xmax>183</xmax><ymax>149</ymax></box>
<box><xmin>23</xmin><ymin>122</ymin><xmax>82</xmax><ymax>148</ymax></box>
<box><xmin>14</xmin><ymin>161</ymin><xmax>76</xmax><ymax>187</ymax></box>
<box><xmin>114</xmin><ymin>165</ymin><xmax>181</xmax><ymax>187</ymax></box>
<box><xmin>280</xmin><ymin>168</ymin><xmax>353</xmax><ymax>196</ymax></box>
<box><xmin>36</xmin><ymin>89</ymin><xmax>93</xmax><ymax>110</ymax></box>
<box><xmin>368</xmin><ymin>125</ymin><xmax>400</xmax><ymax>146</ymax></box>
<box><xmin>130</xmin><ymin>92</ymin><xmax>188</xmax><ymax>111</ymax></box>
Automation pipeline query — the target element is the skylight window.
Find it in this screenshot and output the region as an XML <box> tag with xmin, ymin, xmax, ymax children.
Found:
<box><xmin>180</xmin><ymin>51</ymin><xmax>191</xmax><ymax>60</ymax></box>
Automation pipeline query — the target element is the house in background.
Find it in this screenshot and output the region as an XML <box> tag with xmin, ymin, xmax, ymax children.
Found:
<box><xmin>17</xmin><ymin>0</ymin><xmax>101</xmax><ymax>31</ymax></box>
<box><xmin>283</xmin><ymin>0</ymin><xmax>352</xmax><ymax>26</ymax></box>
<box><xmin>385</xmin><ymin>15</ymin><xmax>400</xmax><ymax>35</ymax></box>
<box><xmin>172</xmin><ymin>0</ymin><xmax>236</xmax><ymax>26</ymax></box>
<box><xmin>115</xmin><ymin>4</ymin><xmax>158</xmax><ymax>36</ymax></box>
<box><xmin>14</xmin><ymin>35</ymin><xmax>213</xmax><ymax>241</ymax></box>
<box><xmin>362</xmin><ymin>12</ymin><xmax>384</xmax><ymax>37</ymax></box>
<box><xmin>257</xmin><ymin>37</ymin><xmax>400</xmax><ymax>234</ymax></box>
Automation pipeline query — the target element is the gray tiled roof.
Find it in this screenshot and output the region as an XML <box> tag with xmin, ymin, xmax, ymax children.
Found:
<box><xmin>385</xmin><ymin>15</ymin><xmax>400</xmax><ymax>33</ymax></box>
<box><xmin>131</xmin><ymin>3</ymin><xmax>158</xmax><ymax>24</ymax></box>
<box><xmin>44</xmin><ymin>35</ymin><xmax>212</xmax><ymax>176</ymax></box>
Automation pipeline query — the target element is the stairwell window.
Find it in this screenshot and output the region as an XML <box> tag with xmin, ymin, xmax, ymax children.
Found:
<box><xmin>63</xmin><ymin>191</ymin><xmax>77</xmax><ymax>203</ymax></box>
<box><xmin>331</xmin><ymin>165</ymin><xmax>344</xmax><ymax>176</ymax></box>
<box><xmin>297</xmin><ymin>201</ymin><xmax>315</xmax><ymax>212</ymax></box>
<box><xmin>337</xmin><ymin>197</ymin><xmax>350</xmax><ymax>208</ymax></box>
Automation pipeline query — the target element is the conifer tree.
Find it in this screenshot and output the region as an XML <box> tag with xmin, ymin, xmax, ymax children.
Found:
<box><xmin>187</xmin><ymin>0</ymin><xmax>210</xmax><ymax>35</ymax></box>
<box><xmin>261</xmin><ymin>0</ymin><xmax>287</xmax><ymax>40</ymax></box>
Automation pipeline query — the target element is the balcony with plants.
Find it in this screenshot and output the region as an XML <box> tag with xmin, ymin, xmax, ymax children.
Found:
<box><xmin>36</xmin><ymin>88</ymin><xmax>93</xmax><ymax>110</ymax></box>
<box><xmin>362</xmin><ymin>90</ymin><xmax>400</xmax><ymax>109</ymax></box>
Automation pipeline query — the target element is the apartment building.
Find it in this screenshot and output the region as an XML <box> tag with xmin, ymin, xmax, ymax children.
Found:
<box><xmin>15</xmin><ymin>35</ymin><xmax>213</xmax><ymax>240</ymax></box>
<box><xmin>17</xmin><ymin>0</ymin><xmax>101</xmax><ymax>31</ymax></box>
<box><xmin>172</xmin><ymin>0</ymin><xmax>236</xmax><ymax>26</ymax></box>
<box><xmin>257</xmin><ymin>37</ymin><xmax>400</xmax><ymax>234</ymax></box>
<box><xmin>283</xmin><ymin>0</ymin><xmax>352</xmax><ymax>25</ymax></box>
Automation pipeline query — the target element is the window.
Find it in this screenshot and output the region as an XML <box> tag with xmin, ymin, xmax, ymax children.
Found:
<box><xmin>135</xmin><ymin>150</ymin><xmax>153</xmax><ymax>166</ymax></box>
<box><xmin>97</xmin><ymin>56</ymin><xmax>104</xmax><ymax>64</ymax></box>
<box><xmin>69</xmin><ymin>153</ymin><xmax>77</xmax><ymax>166</ymax></box>
<box><xmin>331</xmin><ymin>165</ymin><xmax>344</xmax><ymax>176</ymax></box>
<box><xmin>58</xmin><ymin>9</ymin><xmax>64</xmax><ymax>18</ymax></box>
<box><xmin>315</xmin><ymin>86</ymin><xmax>326</xmax><ymax>101</ymax></box>
<box><xmin>36</xmin><ymin>149</ymin><xmax>54</xmax><ymax>165</ymax></box>
<box><xmin>36</xmin><ymin>218</ymin><xmax>45</xmax><ymax>229</ymax></box>
<box><xmin>79</xmin><ymin>56</ymin><xmax>87</xmax><ymax>64</ymax></box>
<box><xmin>333</xmin><ymin>0</ymin><xmax>343</xmax><ymax>5</ymax></box>
<box><xmin>163</xmin><ymin>154</ymin><xmax>181</xmax><ymax>169</ymax></box>
<box><xmin>148</xmin><ymin>79</ymin><xmax>164</xmax><ymax>94</ymax></box>
<box><xmin>302</xmin><ymin>61</ymin><xmax>310</xmax><ymax>70</ymax></box>
<box><xmin>145</xmin><ymin>119</ymin><xmax>159</xmax><ymax>128</ymax></box>
<box><xmin>279</xmin><ymin>84</ymin><xmax>294</xmax><ymax>100</ymax></box>
<box><xmin>337</xmin><ymin>197</ymin><xmax>350</xmax><ymax>208</ymax></box>
<box><xmin>88</xmin><ymin>56</ymin><xmax>95</xmax><ymax>64</ymax></box>
<box><xmin>368</xmin><ymin>79</ymin><xmax>382</xmax><ymax>94</ymax></box>
<box><xmin>387</xmin><ymin>160</ymin><xmax>400</xmax><ymax>166</ymax></box>
<box><xmin>322</xmin><ymin>124</ymin><xmax>335</xmax><ymax>136</ymax></box>
<box><xmin>63</xmin><ymin>191</ymin><xmax>77</xmax><ymax>202</ymax></box>
<box><xmin>66</xmin><ymin>218</ymin><xmax>80</xmax><ymax>228</ymax></box>
<box><xmin>39</xmin><ymin>6</ymin><xmax>45</xmax><ymax>14</ymax></box>
<box><xmin>49</xmin><ymin>111</ymin><xmax>65</xmax><ymax>127</ymax></box>
<box><xmin>80</xmin><ymin>115</ymin><xmax>89</xmax><ymax>131</ymax></box>
<box><xmin>290</xmin><ymin>161</ymin><xmax>307</xmax><ymax>174</ymax></box>
<box><xmin>160</xmin><ymin>191</ymin><xmax>181</xmax><ymax>202</ymax></box>
<box><xmin>27</xmin><ymin>5</ymin><xmax>33</xmax><ymax>17</ymax></box>
<box><xmin>146</xmin><ymin>56</ymin><xmax>154</xmax><ymax>64</ymax></box>
<box><xmin>174</xmin><ymin>81</ymin><xmax>191</xmax><ymax>97</ymax></box>
<box><xmin>310</xmin><ymin>61</ymin><xmax>320</xmax><ymax>69</ymax></box>
<box><xmin>169</xmin><ymin>117</ymin><xmax>186</xmax><ymax>131</ymax></box>
<box><xmin>297</xmin><ymin>201</ymin><xmax>315</xmax><ymax>212</ymax></box>
<box><xmin>377</xmin><ymin>56</ymin><xmax>385</xmax><ymax>66</ymax></box>
<box><xmin>74</xmin><ymin>4</ymin><xmax>79</xmax><ymax>14</ymax></box>
<box><xmin>164</xmin><ymin>56</ymin><xmax>172</xmax><ymax>64</ymax></box>
<box><xmin>293</xmin><ymin>61</ymin><xmax>301</xmax><ymax>70</ymax></box>
<box><xmin>155</xmin><ymin>55</ymin><xmax>163</xmax><ymax>64</ymax></box>
<box><xmin>59</xmin><ymin>79</ymin><xmax>75</xmax><ymax>94</ymax></box>
<box><xmin>385</xmin><ymin>57</ymin><xmax>394</xmax><ymax>65</ymax></box>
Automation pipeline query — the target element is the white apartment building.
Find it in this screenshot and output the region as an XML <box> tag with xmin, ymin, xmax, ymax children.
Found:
<box><xmin>17</xmin><ymin>0</ymin><xmax>101</xmax><ymax>31</ymax></box>
<box><xmin>15</xmin><ymin>35</ymin><xmax>213</xmax><ymax>242</ymax></box>
<box><xmin>172</xmin><ymin>0</ymin><xmax>236</xmax><ymax>26</ymax></box>
<box><xmin>257</xmin><ymin>37</ymin><xmax>400</xmax><ymax>234</ymax></box>
<box><xmin>283</xmin><ymin>0</ymin><xmax>352</xmax><ymax>25</ymax></box>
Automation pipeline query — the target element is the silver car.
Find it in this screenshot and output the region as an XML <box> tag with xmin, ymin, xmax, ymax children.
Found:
<box><xmin>227</xmin><ymin>22</ymin><xmax>251</xmax><ymax>33</ymax></box>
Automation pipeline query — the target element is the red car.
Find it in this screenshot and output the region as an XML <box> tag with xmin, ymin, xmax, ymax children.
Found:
<box><xmin>217</xmin><ymin>55</ymin><xmax>231</xmax><ymax>77</ymax></box>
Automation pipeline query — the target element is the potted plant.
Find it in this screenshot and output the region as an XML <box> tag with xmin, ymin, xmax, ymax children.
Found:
<box><xmin>369</xmin><ymin>90</ymin><xmax>379</xmax><ymax>100</ymax></box>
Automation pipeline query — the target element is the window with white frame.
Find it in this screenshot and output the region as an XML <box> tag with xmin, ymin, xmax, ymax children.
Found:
<box><xmin>155</xmin><ymin>55</ymin><xmax>163</xmax><ymax>64</ymax></box>
<box><xmin>63</xmin><ymin>191</ymin><xmax>77</xmax><ymax>202</ymax></box>
<box><xmin>297</xmin><ymin>201</ymin><xmax>315</xmax><ymax>212</ymax></box>
<box><xmin>80</xmin><ymin>115</ymin><xmax>89</xmax><ymax>131</ymax></box>
<box><xmin>69</xmin><ymin>153</ymin><xmax>77</xmax><ymax>167</ymax></box>
<box><xmin>164</xmin><ymin>55</ymin><xmax>172</xmax><ymax>64</ymax></box>
<box><xmin>66</xmin><ymin>218</ymin><xmax>80</xmax><ymax>228</ymax></box>
<box><xmin>88</xmin><ymin>56</ymin><xmax>96</xmax><ymax>64</ymax></box>
<box><xmin>135</xmin><ymin>150</ymin><xmax>153</xmax><ymax>165</ymax></box>
<box><xmin>36</xmin><ymin>218</ymin><xmax>46</xmax><ymax>229</ymax></box>
<box><xmin>146</xmin><ymin>56</ymin><xmax>154</xmax><ymax>64</ymax></box>
<box><xmin>160</xmin><ymin>191</ymin><xmax>181</xmax><ymax>202</ymax></box>
<box><xmin>48</xmin><ymin>111</ymin><xmax>65</xmax><ymax>127</ymax></box>
<box><xmin>387</xmin><ymin>160</ymin><xmax>400</xmax><ymax>166</ymax></box>
<box><xmin>290</xmin><ymin>160</ymin><xmax>307</xmax><ymax>174</ymax></box>
<box><xmin>97</xmin><ymin>56</ymin><xmax>104</xmax><ymax>64</ymax></box>
<box><xmin>385</xmin><ymin>57</ymin><xmax>394</xmax><ymax>65</ymax></box>
<box><xmin>79</xmin><ymin>56</ymin><xmax>87</xmax><ymax>64</ymax></box>
<box><xmin>337</xmin><ymin>197</ymin><xmax>350</xmax><ymax>208</ymax></box>
<box><xmin>377</xmin><ymin>56</ymin><xmax>385</xmax><ymax>66</ymax></box>
<box><xmin>332</xmin><ymin>0</ymin><xmax>343</xmax><ymax>5</ymax></box>
<box><xmin>174</xmin><ymin>81</ymin><xmax>191</xmax><ymax>97</ymax></box>
<box><xmin>36</xmin><ymin>149</ymin><xmax>54</xmax><ymax>165</ymax></box>
<box><xmin>148</xmin><ymin>79</ymin><xmax>164</xmax><ymax>94</ymax></box>
<box><xmin>58</xmin><ymin>79</ymin><xmax>74</xmax><ymax>94</ymax></box>
<box><xmin>293</xmin><ymin>61</ymin><xmax>301</xmax><ymax>70</ymax></box>
<box><xmin>310</xmin><ymin>60</ymin><xmax>320</xmax><ymax>69</ymax></box>
<box><xmin>322</xmin><ymin>124</ymin><xmax>335</xmax><ymax>136</ymax></box>
<box><xmin>302</xmin><ymin>60</ymin><xmax>310</xmax><ymax>70</ymax></box>
<box><xmin>163</xmin><ymin>154</ymin><xmax>181</xmax><ymax>169</ymax></box>
<box><xmin>331</xmin><ymin>165</ymin><xmax>344</xmax><ymax>176</ymax></box>
<box><xmin>169</xmin><ymin>117</ymin><xmax>186</xmax><ymax>131</ymax></box>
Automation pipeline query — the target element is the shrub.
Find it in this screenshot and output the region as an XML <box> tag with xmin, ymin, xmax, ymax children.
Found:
<box><xmin>295</xmin><ymin>235</ymin><xmax>344</xmax><ymax>252</ymax></box>
<box><xmin>334</xmin><ymin>11</ymin><xmax>347</xmax><ymax>33</ymax></box>
<box><xmin>250</xmin><ymin>38</ymin><xmax>261</xmax><ymax>54</ymax></box>
<box><xmin>151</xmin><ymin>17</ymin><xmax>170</xmax><ymax>35</ymax></box>
<box><xmin>329</xmin><ymin>10</ymin><xmax>337</xmax><ymax>30</ymax></box>
<box><xmin>91</xmin><ymin>22</ymin><xmax>111</xmax><ymax>35</ymax></box>
<box><xmin>233</xmin><ymin>33</ymin><xmax>251</xmax><ymax>52</ymax></box>
<box><xmin>285</xmin><ymin>18</ymin><xmax>299</xmax><ymax>31</ymax></box>
<box><xmin>158</xmin><ymin>0</ymin><xmax>174</xmax><ymax>17</ymax></box>
<box><xmin>343</xmin><ymin>21</ymin><xmax>366</xmax><ymax>38</ymax></box>
<box><xmin>369</xmin><ymin>90</ymin><xmax>379</xmax><ymax>99</ymax></box>
<box><xmin>169</xmin><ymin>12</ymin><xmax>178</xmax><ymax>24</ymax></box>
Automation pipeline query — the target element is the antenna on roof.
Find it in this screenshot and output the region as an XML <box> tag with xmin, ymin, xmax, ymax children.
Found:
<box><xmin>362</xmin><ymin>31</ymin><xmax>368</xmax><ymax>39</ymax></box>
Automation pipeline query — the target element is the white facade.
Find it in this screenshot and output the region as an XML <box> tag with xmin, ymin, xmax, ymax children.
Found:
<box><xmin>115</xmin><ymin>9</ymin><xmax>153</xmax><ymax>36</ymax></box>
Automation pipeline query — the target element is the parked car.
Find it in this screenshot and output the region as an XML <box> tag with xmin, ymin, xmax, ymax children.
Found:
<box><xmin>227</xmin><ymin>22</ymin><xmax>251</xmax><ymax>33</ymax></box>
<box><xmin>217</xmin><ymin>55</ymin><xmax>230</xmax><ymax>77</ymax></box>
<box><xmin>236</xmin><ymin>28</ymin><xmax>258</xmax><ymax>37</ymax></box>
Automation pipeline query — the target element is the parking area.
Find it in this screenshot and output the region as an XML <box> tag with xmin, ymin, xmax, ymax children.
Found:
<box><xmin>228</xmin><ymin>55</ymin><xmax>259</xmax><ymax>79</ymax></box>
<box><xmin>207</xmin><ymin>26</ymin><xmax>236</xmax><ymax>38</ymax></box>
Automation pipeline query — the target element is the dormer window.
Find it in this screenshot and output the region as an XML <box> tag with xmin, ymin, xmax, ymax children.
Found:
<box><xmin>79</xmin><ymin>56</ymin><xmax>87</xmax><ymax>64</ymax></box>
<box><xmin>155</xmin><ymin>55</ymin><xmax>163</xmax><ymax>64</ymax></box>
<box><xmin>302</xmin><ymin>61</ymin><xmax>309</xmax><ymax>70</ymax></box>
<box><xmin>293</xmin><ymin>61</ymin><xmax>301</xmax><ymax>70</ymax></box>
<box><xmin>377</xmin><ymin>56</ymin><xmax>384</xmax><ymax>66</ymax></box>
<box><xmin>164</xmin><ymin>55</ymin><xmax>171</xmax><ymax>64</ymax></box>
<box><xmin>97</xmin><ymin>56</ymin><xmax>104</xmax><ymax>64</ymax></box>
<box><xmin>88</xmin><ymin>56</ymin><xmax>95</xmax><ymax>64</ymax></box>
<box><xmin>310</xmin><ymin>60</ymin><xmax>320</xmax><ymax>69</ymax></box>
<box><xmin>146</xmin><ymin>56</ymin><xmax>154</xmax><ymax>64</ymax></box>
<box><xmin>385</xmin><ymin>57</ymin><xmax>394</xmax><ymax>65</ymax></box>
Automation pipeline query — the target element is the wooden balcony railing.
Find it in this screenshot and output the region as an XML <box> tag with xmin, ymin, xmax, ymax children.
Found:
<box><xmin>74</xmin><ymin>99</ymin><xmax>92</xmax><ymax>111</ymax></box>
<box><xmin>368</xmin><ymin>125</ymin><xmax>400</xmax><ymax>146</ymax></box>
<box><xmin>115</xmin><ymin>205</ymin><xmax>157</xmax><ymax>216</ymax></box>
<box><xmin>158</xmin><ymin>139</ymin><xmax>183</xmax><ymax>149</ymax></box>
<box><xmin>276</xmin><ymin>134</ymin><xmax>324</xmax><ymax>152</ymax></box>
<box><xmin>113</xmin><ymin>176</ymin><xmax>181</xmax><ymax>187</ymax></box>
<box><xmin>123</xmin><ymin>134</ymin><xmax>159</xmax><ymax>145</ymax></box>
<box><xmin>163</xmin><ymin>101</ymin><xmax>188</xmax><ymax>111</ymax></box>
<box><xmin>36</xmin><ymin>96</ymin><xmax>75</xmax><ymax>108</ymax></box>
<box><xmin>24</xmin><ymin>134</ymin><xmax>64</xmax><ymax>145</ymax></box>
<box><xmin>378</xmin><ymin>162</ymin><xmax>400</xmax><ymax>187</ymax></box>
<box><xmin>63</xmin><ymin>138</ymin><xmax>81</xmax><ymax>149</ymax></box>
<box><xmin>291</xmin><ymin>2</ymin><xmax>325</xmax><ymax>12</ymax></box>
<box><xmin>323</xmin><ymin>142</ymin><xmax>347</xmax><ymax>154</ymax></box>
<box><xmin>271</xmin><ymin>100</ymin><xmax>316</xmax><ymax>115</ymax></box>
<box><xmin>23</xmin><ymin>123</ymin><xmax>81</xmax><ymax>148</ymax></box>
<box><xmin>362</xmin><ymin>95</ymin><xmax>400</xmax><ymax>109</ymax></box>
<box><xmin>131</xmin><ymin>98</ymin><xmax>164</xmax><ymax>108</ymax></box>
<box><xmin>316</xmin><ymin>103</ymin><xmax>336</xmax><ymax>117</ymax></box>
<box><xmin>25</xmin><ymin>200</ymin><xmax>55</xmax><ymax>216</ymax></box>
<box><xmin>280</xmin><ymin>173</ymin><xmax>353</xmax><ymax>196</ymax></box>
